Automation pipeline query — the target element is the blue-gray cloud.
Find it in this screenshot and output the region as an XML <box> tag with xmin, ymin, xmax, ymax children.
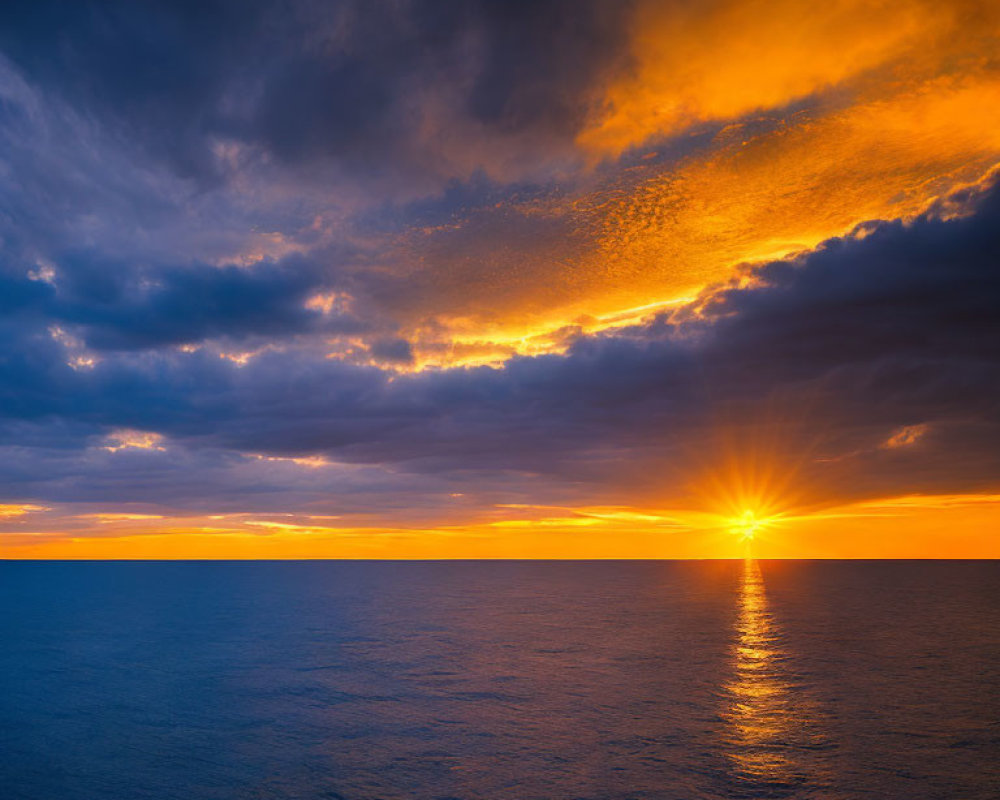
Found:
<box><xmin>0</xmin><ymin>1</ymin><xmax>997</xmax><ymax>524</ymax></box>
<box><xmin>0</xmin><ymin>0</ymin><xmax>633</xmax><ymax>188</ymax></box>
<box><xmin>0</xmin><ymin>177</ymin><xmax>996</xmax><ymax>515</ymax></box>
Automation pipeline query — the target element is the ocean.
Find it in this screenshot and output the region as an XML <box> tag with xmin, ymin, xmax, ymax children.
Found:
<box><xmin>1</xmin><ymin>560</ymin><xmax>997</xmax><ymax>799</ymax></box>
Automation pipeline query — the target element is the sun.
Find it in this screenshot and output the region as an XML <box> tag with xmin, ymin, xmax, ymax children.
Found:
<box><xmin>728</xmin><ymin>509</ymin><xmax>773</xmax><ymax>541</ymax></box>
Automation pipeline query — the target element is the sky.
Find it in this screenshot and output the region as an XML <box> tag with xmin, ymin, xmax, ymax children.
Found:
<box><xmin>0</xmin><ymin>0</ymin><xmax>998</xmax><ymax>558</ymax></box>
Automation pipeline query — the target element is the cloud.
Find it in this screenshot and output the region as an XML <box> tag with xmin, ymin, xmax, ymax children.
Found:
<box><xmin>577</xmin><ymin>0</ymin><xmax>966</xmax><ymax>155</ymax></box>
<box><xmin>2</xmin><ymin>1</ymin><xmax>999</xmax><ymax>374</ymax></box>
<box><xmin>882</xmin><ymin>424</ymin><xmax>929</xmax><ymax>449</ymax></box>
<box><xmin>52</xmin><ymin>253</ymin><xmax>368</xmax><ymax>351</ymax></box>
<box><xmin>0</xmin><ymin>0</ymin><xmax>633</xmax><ymax>189</ymax></box>
<box><xmin>0</xmin><ymin>176</ymin><xmax>996</xmax><ymax>520</ymax></box>
<box><xmin>0</xmin><ymin>0</ymin><xmax>997</xmax><ymax>547</ymax></box>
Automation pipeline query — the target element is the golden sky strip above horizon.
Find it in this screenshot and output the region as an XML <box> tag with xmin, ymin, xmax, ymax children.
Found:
<box><xmin>4</xmin><ymin>491</ymin><xmax>999</xmax><ymax>560</ymax></box>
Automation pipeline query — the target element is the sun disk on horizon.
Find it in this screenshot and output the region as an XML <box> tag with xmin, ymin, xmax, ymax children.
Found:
<box><xmin>729</xmin><ymin>509</ymin><xmax>776</xmax><ymax>541</ymax></box>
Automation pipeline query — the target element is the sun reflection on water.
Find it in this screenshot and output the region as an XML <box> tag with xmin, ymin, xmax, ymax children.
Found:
<box><xmin>722</xmin><ymin>559</ymin><xmax>809</xmax><ymax>794</ymax></box>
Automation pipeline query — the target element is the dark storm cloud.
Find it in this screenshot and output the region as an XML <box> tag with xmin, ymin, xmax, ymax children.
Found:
<box><xmin>0</xmin><ymin>248</ymin><xmax>368</xmax><ymax>351</ymax></box>
<box><xmin>0</xmin><ymin>0</ymin><xmax>638</xmax><ymax>382</ymax></box>
<box><xmin>0</xmin><ymin>0</ymin><xmax>634</xmax><ymax>185</ymax></box>
<box><xmin>0</xmin><ymin>177</ymin><xmax>997</xmax><ymax>512</ymax></box>
<box><xmin>0</xmin><ymin>60</ymin><xmax>386</xmax><ymax>355</ymax></box>
<box><xmin>55</xmin><ymin>254</ymin><xmax>364</xmax><ymax>350</ymax></box>
<box><xmin>369</xmin><ymin>338</ymin><xmax>415</xmax><ymax>365</ymax></box>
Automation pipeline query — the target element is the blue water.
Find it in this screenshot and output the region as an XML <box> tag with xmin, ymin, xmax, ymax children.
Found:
<box><xmin>0</xmin><ymin>560</ymin><xmax>997</xmax><ymax>799</ymax></box>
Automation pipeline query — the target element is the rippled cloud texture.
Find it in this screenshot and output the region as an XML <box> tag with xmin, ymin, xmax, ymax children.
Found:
<box><xmin>0</xmin><ymin>0</ymin><xmax>998</xmax><ymax>557</ymax></box>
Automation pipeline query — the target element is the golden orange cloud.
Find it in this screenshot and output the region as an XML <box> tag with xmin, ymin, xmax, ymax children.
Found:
<box><xmin>0</xmin><ymin>504</ymin><xmax>48</xmax><ymax>519</ymax></box>
<box><xmin>577</xmin><ymin>0</ymin><xmax>967</xmax><ymax>156</ymax></box>
<box><xmin>368</xmin><ymin>0</ymin><xmax>1000</xmax><ymax>369</ymax></box>
<box><xmin>882</xmin><ymin>423</ymin><xmax>929</xmax><ymax>449</ymax></box>
<box><xmin>103</xmin><ymin>429</ymin><xmax>166</xmax><ymax>453</ymax></box>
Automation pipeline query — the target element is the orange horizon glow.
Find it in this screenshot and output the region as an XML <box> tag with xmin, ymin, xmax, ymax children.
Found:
<box><xmin>2</xmin><ymin>490</ymin><xmax>998</xmax><ymax>560</ymax></box>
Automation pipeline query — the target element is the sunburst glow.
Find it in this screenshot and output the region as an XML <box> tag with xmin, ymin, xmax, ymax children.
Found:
<box><xmin>728</xmin><ymin>510</ymin><xmax>780</xmax><ymax>541</ymax></box>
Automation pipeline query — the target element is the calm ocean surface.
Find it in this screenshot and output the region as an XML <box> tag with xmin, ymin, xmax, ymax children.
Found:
<box><xmin>0</xmin><ymin>560</ymin><xmax>997</xmax><ymax>800</ymax></box>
